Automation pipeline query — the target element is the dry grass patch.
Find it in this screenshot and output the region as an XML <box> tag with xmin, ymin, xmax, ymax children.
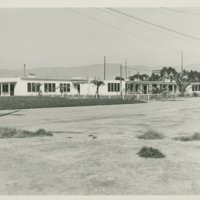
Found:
<box><xmin>137</xmin><ymin>129</ymin><xmax>165</xmax><ymax>140</ymax></box>
<box><xmin>0</xmin><ymin>127</ymin><xmax>53</xmax><ymax>138</ymax></box>
<box><xmin>137</xmin><ymin>146</ymin><xmax>166</xmax><ymax>158</ymax></box>
<box><xmin>173</xmin><ymin>132</ymin><xmax>200</xmax><ymax>141</ymax></box>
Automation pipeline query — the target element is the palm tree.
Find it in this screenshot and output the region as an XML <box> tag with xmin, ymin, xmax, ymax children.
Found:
<box><xmin>91</xmin><ymin>80</ymin><xmax>104</xmax><ymax>99</ymax></box>
<box><xmin>173</xmin><ymin>74</ymin><xmax>191</xmax><ymax>96</ymax></box>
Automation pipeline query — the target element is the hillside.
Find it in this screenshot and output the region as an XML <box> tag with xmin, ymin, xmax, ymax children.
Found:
<box><xmin>0</xmin><ymin>64</ymin><xmax>156</xmax><ymax>79</ymax></box>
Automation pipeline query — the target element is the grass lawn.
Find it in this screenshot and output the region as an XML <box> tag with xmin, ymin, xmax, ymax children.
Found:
<box><xmin>1</xmin><ymin>98</ymin><xmax>200</xmax><ymax>194</ymax></box>
<box><xmin>0</xmin><ymin>96</ymin><xmax>145</xmax><ymax>110</ymax></box>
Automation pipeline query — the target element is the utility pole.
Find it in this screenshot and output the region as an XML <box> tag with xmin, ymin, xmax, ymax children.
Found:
<box><xmin>104</xmin><ymin>56</ymin><xmax>106</xmax><ymax>80</ymax></box>
<box><xmin>120</xmin><ymin>64</ymin><xmax>122</xmax><ymax>96</ymax></box>
<box><xmin>181</xmin><ymin>51</ymin><xmax>184</xmax><ymax>95</ymax></box>
<box><xmin>181</xmin><ymin>51</ymin><xmax>183</xmax><ymax>77</ymax></box>
<box><xmin>125</xmin><ymin>59</ymin><xmax>127</xmax><ymax>79</ymax></box>
<box><xmin>24</xmin><ymin>64</ymin><xmax>26</xmax><ymax>77</ymax></box>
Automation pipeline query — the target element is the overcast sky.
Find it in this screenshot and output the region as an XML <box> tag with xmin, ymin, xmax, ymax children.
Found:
<box><xmin>0</xmin><ymin>8</ymin><xmax>200</xmax><ymax>71</ymax></box>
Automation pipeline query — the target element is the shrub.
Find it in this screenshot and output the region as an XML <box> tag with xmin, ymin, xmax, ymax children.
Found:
<box><xmin>0</xmin><ymin>127</ymin><xmax>18</xmax><ymax>138</ymax></box>
<box><xmin>0</xmin><ymin>127</ymin><xmax>53</xmax><ymax>138</ymax></box>
<box><xmin>137</xmin><ymin>146</ymin><xmax>165</xmax><ymax>158</ymax></box>
<box><xmin>193</xmin><ymin>92</ymin><xmax>198</xmax><ymax>97</ymax></box>
<box><xmin>34</xmin><ymin>129</ymin><xmax>53</xmax><ymax>137</ymax></box>
<box><xmin>137</xmin><ymin>130</ymin><xmax>165</xmax><ymax>140</ymax></box>
<box><xmin>173</xmin><ymin>132</ymin><xmax>200</xmax><ymax>141</ymax></box>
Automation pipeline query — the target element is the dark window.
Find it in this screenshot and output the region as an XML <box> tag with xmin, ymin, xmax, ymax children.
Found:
<box><xmin>111</xmin><ymin>83</ymin><xmax>114</xmax><ymax>91</ymax></box>
<box><xmin>108</xmin><ymin>82</ymin><xmax>120</xmax><ymax>92</ymax></box>
<box><xmin>2</xmin><ymin>84</ymin><xmax>8</xmax><ymax>93</ymax></box>
<box><xmin>64</xmin><ymin>84</ymin><xmax>67</xmax><ymax>92</ymax></box>
<box><xmin>60</xmin><ymin>83</ymin><xmax>67</xmax><ymax>92</ymax></box>
<box><xmin>52</xmin><ymin>83</ymin><xmax>56</xmax><ymax>92</ymax></box>
<box><xmin>135</xmin><ymin>85</ymin><xmax>139</xmax><ymax>92</ymax></box>
<box><xmin>67</xmin><ymin>84</ymin><xmax>70</xmax><ymax>92</ymax></box>
<box><xmin>60</xmin><ymin>83</ymin><xmax>63</xmax><ymax>93</ymax></box>
<box><xmin>108</xmin><ymin>83</ymin><xmax>111</xmax><ymax>92</ymax></box>
<box><xmin>32</xmin><ymin>83</ymin><xmax>36</xmax><ymax>92</ymax></box>
<box><xmin>44</xmin><ymin>83</ymin><xmax>48</xmax><ymax>92</ymax></box>
<box><xmin>36</xmin><ymin>83</ymin><xmax>40</xmax><ymax>92</ymax></box>
<box><xmin>117</xmin><ymin>83</ymin><xmax>120</xmax><ymax>92</ymax></box>
<box><xmin>48</xmin><ymin>83</ymin><xmax>52</xmax><ymax>92</ymax></box>
<box><xmin>27</xmin><ymin>83</ymin><xmax>31</xmax><ymax>92</ymax></box>
<box><xmin>169</xmin><ymin>85</ymin><xmax>173</xmax><ymax>92</ymax></box>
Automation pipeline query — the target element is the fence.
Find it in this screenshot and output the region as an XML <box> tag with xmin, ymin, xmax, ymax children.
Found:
<box><xmin>45</xmin><ymin>93</ymin><xmax>179</xmax><ymax>101</ymax></box>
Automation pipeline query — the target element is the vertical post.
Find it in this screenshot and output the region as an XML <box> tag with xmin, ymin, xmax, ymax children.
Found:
<box><xmin>120</xmin><ymin>64</ymin><xmax>122</xmax><ymax>97</ymax></box>
<box><xmin>24</xmin><ymin>64</ymin><xmax>26</xmax><ymax>77</ymax></box>
<box><xmin>125</xmin><ymin>59</ymin><xmax>127</xmax><ymax>79</ymax></box>
<box><xmin>8</xmin><ymin>83</ymin><xmax>10</xmax><ymax>96</ymax></box>
<box><xmin>104</xmin><ymin>56</ymin><xmax>106</xmax><ymax>80</ymax></box>
<box><xmin>181</xmin><ymin>51</ymin><xmax>183</xmax><ymax>95</ymax></box>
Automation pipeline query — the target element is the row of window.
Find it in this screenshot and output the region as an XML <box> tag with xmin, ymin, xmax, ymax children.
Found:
<box><xmin>27</xmin><ymin>83</ymin><xmax>41</xmax><ymax>92</ymax></box>
<box><xmin>108</xmin><ymin>83</ymin><xmax>120</xmax><ymax>92</ymax></box>
<box><xmin>44</xmin><ymin>83</ymin><xmax>56</xmax><ymax>92</ymax></box>
<box><xmin>192</xmin><ymin>85</ymin><xmax>200</xmax><ymax>91</ymax></box>
<box><xmin>60</xmin><ymin>83</ymin><xmax>70</xmax><ymax>93</ymax></box>
<box><xmin>27</xmin><ymin>83</ymin><xmax>71</xmax><ymax>93</ymax></box>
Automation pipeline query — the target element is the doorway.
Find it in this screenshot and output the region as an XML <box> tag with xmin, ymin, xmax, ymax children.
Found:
<box><xmin>10</xmin><ymin>84</ymin><xmax>15</xmax><ymax>96</ymax></box>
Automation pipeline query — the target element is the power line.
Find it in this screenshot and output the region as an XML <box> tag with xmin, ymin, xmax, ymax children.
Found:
<box><xmin>70</xmin><ymin>8</ymin><xmax>181</xmax><ymax>53</ymax></box>
<box><xmin>161</xmin><ymin>7</ymin><xmax>200</xmax><ymax>17</ymax></box>
<box><xmin>107</xmin><ymin>8</ymin><xmax>200</xmax><ymax>42</ymax></box>
<box><xmin>98</xmin><ymin>8</ymin><xmax>198</xmax><ymax>45</ymax></box>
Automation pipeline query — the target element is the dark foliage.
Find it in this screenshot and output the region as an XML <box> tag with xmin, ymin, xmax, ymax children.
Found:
<box><xmin>137</xmin><ymin>146</ymin><xmax>165</xmax><ymax>158</ymax></box>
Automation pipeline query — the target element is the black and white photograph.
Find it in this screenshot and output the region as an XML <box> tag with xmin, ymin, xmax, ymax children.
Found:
<box><xmin>1</xmin><ymin>0</ymin><xmax>200</xmax><ymax>197</ymax></box>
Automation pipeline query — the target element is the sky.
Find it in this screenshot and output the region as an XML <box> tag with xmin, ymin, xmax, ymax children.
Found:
<box><xmin>0</xmin><ymin>8</ymin><xmax>200</xmax><ymax>71</ymax></box>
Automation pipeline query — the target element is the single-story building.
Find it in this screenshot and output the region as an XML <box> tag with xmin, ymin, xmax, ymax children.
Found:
<box><xmin>0</xmin><ymin>77</ymin><xmax>82</xmax><ymax>97</ymax></box>
<box><xmin>0</xmin><ymin>76</ymin><xmax>199</xmax><ymax>97</ymax></box>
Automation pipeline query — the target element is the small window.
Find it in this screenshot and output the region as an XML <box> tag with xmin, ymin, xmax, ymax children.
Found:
<box><xmin>63</xmin><ymin>84</ymin><xmax>67</xmax><ymax>92</ymax></box>
<box><xmin>117</xmin><ymin>83</ymin><xmax>120</xmax><ymax>92</ymax></box>
<box><xmin>52</xmin><ymin>83</ymin><xmax>56</xmax><ymax>92</ymax></box>
<box><xmin>2</xmin><ymin>84</ymin><xmax>8</xmax><ymax>93</ymax></box>
<box><xmin>60</xmin><ymin>83</ymin><xmax>63</xmax><ymax>93</ymax></box>
<box><xmin>48</xmin><ymin>83</ymin><xmax>52</xmax><ymax>92</ymax></box>
<box><xmin>108</xmin><ymin>83</ymin><xmax>111</xmax><ymax>92</ymax></box>
<box><xmin>111</xmin><ymin>83</ymin><xmax>114</xmax><ymax>91</ymax></box>
<box><xmin>36</xmin><ymin>83</ymin><xmax>40</xmax><ymax>92</ymax></box>
<box><xmin>67</xmin><ymin>84</ymin><xmax>70</xmax><ymax>92</ymax></box>
<box><xmin>32</xmin><ymin>83</ymin><xmax>36</xmax><ymax>92</ymax></box>
<box><xmin>135</xmin><ymin>85</ymin><xmax>139</xmax><ymax>92</ymax></box>
<box><xmin>44</xmin><ymin>83</ymin><xmax>48</xmax><ymax>92</ymax></box>
<box><xmin>27</xmin><ymin>83</ymin><xmax>31</xmax><ymax>92</ymax></box>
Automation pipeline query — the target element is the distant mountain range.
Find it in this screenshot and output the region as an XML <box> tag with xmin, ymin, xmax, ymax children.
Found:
<box><xmin>0</xmin><ymin>64</ymin><xmax>157</xmax><ymax>79</ymax></box>
<box><xmin>0</xmin><ymin>63</ymin><xmax>199</xmax><ymax>79</ymax></box>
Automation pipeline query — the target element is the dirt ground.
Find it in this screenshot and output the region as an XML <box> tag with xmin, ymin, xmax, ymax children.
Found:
<box><xmin>0</xmin><ymin>98</ymin><xmax>200</xmax><ymax>195</ymax></box>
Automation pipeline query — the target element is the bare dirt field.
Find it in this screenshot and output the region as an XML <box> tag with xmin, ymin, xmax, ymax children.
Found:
<box><xmin>0</xmin><ymin>98</ymin><xmax>200</xmax><ymax>195</ymax></box>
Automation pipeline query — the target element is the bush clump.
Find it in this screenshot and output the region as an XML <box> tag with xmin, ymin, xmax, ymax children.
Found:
<box><xmin>137</xmin><ymin>130</ymin><xmax>165</xmax><ymax>140</ymax></box>
<box><xmin>0</xmin><ymin>127</ymin><xmax>53</xmax><ymax>138</ymax></box>
<box><xmin>173</xmin><ymin>132</ymin><xmax>200</xmax><ymax>141</ymax></box>
<box><xmin>137</xmin><ymin>146</ymin><xmax>165</xmax><ymax>158</ymax></box>
<box><xmin>193</xmin><ymin>92</ymin><xmax>198</xmax><ymax>97</ymax></box>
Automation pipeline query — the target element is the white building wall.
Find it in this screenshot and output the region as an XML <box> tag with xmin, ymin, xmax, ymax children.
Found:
<box><xmin>13</xmin><ymin>78</ymin><xmax>79</xmax><ymax>96</ymax></box>
<box><xmin>80</xmin><ymin>80</ymin><xmax>126</xmax><ymax>96</ymax></box>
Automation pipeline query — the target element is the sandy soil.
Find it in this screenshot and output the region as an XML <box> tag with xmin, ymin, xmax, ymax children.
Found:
<box><xmin>0</xmin><ymin>98</ymin><xmax>200</xmax><ymax>194</ymax></box>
